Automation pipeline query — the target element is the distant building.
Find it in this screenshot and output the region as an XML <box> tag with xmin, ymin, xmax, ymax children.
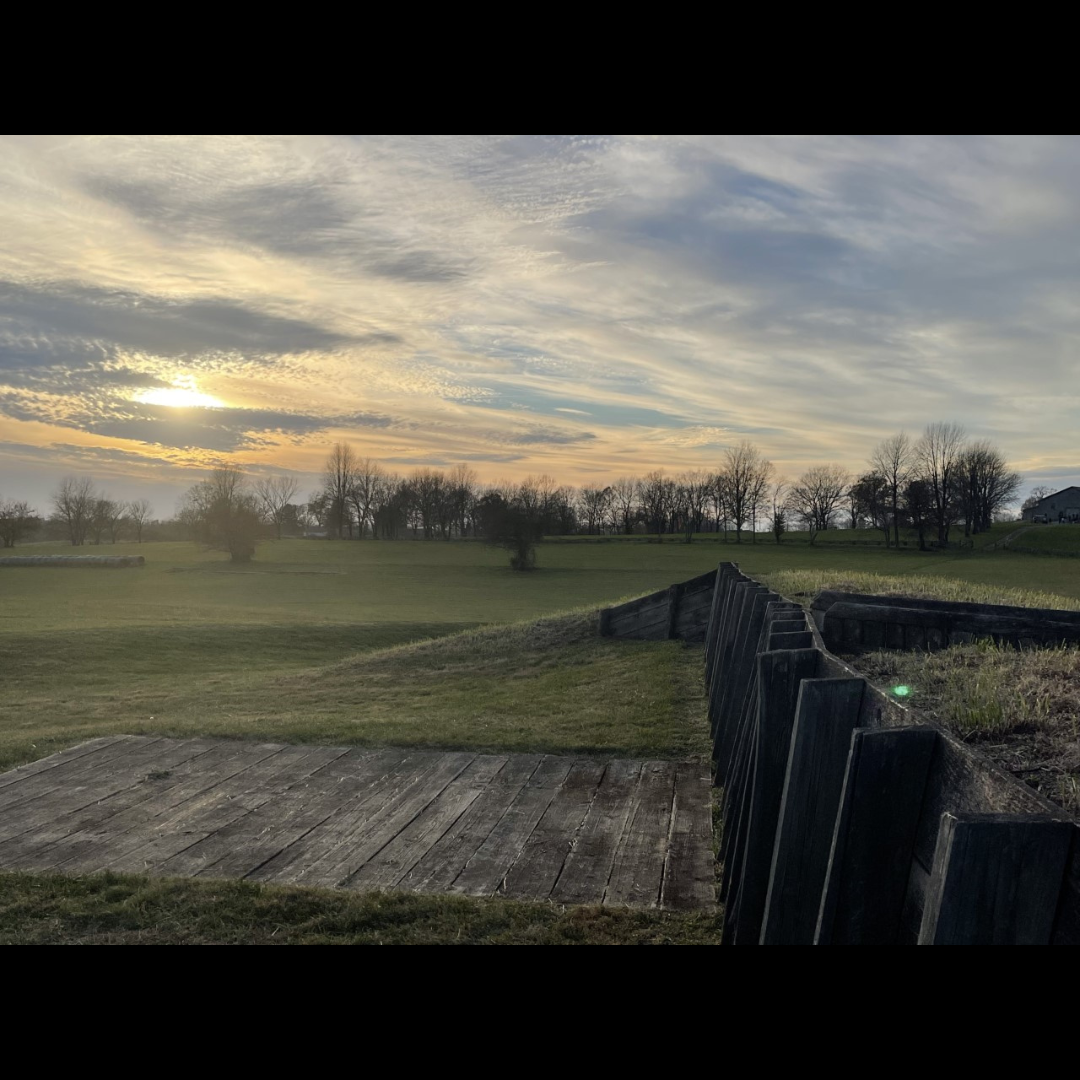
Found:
<box><xmin>1023</xmin><ymin>485</ymin><xmax>1080</xmax><ymax>524</ymax></box>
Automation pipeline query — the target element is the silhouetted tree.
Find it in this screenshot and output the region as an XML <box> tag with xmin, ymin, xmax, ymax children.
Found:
<box><xmin>51</xmin><ymin>476</ymin><xmax>97</xmax><ymax>546</ymax></box>
<box><xmin>254</xmin><ymin>475</ymin><xmax>300</xmax><ymax>540</ymax></box>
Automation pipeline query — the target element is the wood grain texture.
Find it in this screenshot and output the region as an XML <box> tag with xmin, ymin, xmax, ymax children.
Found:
<box><xmin>0</xmin><ymin>739</ymin><xmax>714</xmax><ymax>910</ymax></box>
<box><xmin>918</xmin><ymin>813</ymin><xmax>1073</xmax><ymax>945</ymax></box>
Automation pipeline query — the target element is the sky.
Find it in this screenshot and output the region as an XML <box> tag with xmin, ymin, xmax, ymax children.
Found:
<box><xmin>1</xmin><ymin>134</ymin><xmax>1078</xmax><ymax>516</ymax></box>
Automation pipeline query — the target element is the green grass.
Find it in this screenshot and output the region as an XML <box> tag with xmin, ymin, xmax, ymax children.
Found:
<box><xmin>0</xmin><ymin>611</ymin><xmax>708</xmax><ymax>772</ymax></box>
<box><xmin>1008</xmin><ymin>524</ymin><xmax>1080</xmax><ymax>556</ymax></box>
<box><xmin>0</xmin><ymin>871</ymin><xmax>722</xmax><ymax>945</ymax></box>
<box><xmin>758</xmin><ymin>569</ymin><xmax>1080</xmax><ymax>611</ymax></box>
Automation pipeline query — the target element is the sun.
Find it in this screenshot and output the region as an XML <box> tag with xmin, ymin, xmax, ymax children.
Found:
<box><xmin>135</xmin><ymin>385</ymin><xmax>224</xmax><ymax>409</ymax></box>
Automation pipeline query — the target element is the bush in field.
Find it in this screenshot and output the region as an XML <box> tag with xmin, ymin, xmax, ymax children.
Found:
<box><xmin>475</xmin><ymin>493</ymin><xmax>542</xmax><ymax>571</ymax></box>
<box><xmin>178</xmin><ymin>466</ymin><xmax>264</xmax><ymax>563</ymax></box>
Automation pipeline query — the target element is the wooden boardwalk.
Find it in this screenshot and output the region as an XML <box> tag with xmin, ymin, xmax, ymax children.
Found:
<box><xmin>0</xmin><ymin>737</ymin><xmax>715</xmax><ymax>909</ymax></box>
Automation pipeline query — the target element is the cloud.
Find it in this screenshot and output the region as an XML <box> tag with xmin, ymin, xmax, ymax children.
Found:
<box><xmin>1</xmin><ymin>134</ymin><xmax>1078</xmax><ymax>507</ymax></box>
<box><xmin>0</xmin><ymin>278</ymin><xmax>355</xmax><ymax>359</ymax></box>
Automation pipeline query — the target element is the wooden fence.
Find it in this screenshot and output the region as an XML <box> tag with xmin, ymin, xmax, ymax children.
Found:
<box><xmin>810</xmin><ymin>590</ymin><xmax>1080</xmax><ymax>651</ymax></box>
<box><xmin>603</xmin><ymin>562</ymin><xmax>1080</xmax><ymax>944</ymax></box>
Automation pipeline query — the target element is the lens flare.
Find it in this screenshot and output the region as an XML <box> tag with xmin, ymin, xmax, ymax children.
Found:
<box><xmin>892</xmin><ymin>685</ymin><xmax>911</xmax><ymax>698</ymax></box>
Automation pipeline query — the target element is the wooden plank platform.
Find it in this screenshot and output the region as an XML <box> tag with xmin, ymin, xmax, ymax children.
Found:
<box><xmin>0</xmin><ymin>737</ymin><xmax>715</xmax><ymax>910</ymax></box>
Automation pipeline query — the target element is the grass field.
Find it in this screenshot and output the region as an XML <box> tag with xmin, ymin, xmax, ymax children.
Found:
<box><xmin>4</xmin><ymin>534</ymin><xmax>1080</xmax><ymax>774</ymax></box>
<box><xmin>4</xmin><ymin>533</ymin><xmax>1080</xmax><ymax>944</ymax></box>
<box><xmin>1007</xmin><ymin>524</ymin><xmax>1080</xmax><ymax>555</ymax></box>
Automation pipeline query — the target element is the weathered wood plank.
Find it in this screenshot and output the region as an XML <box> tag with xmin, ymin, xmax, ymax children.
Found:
<box><xmin>0</xmin><ymin>736</ymin><xmax>129</xmax><ymax>793</ymax></box>
<box><xmin>815</xmin><ymin>727</ymin><xmax>937</xmax><ymax>945</ymax></box>
<box><xmin>725</xmin><ymin>648</ymin><xmax>821</xmax><ymax>945</ymax></box>
<box><xmin>0</xmin><ymin>737</ymin><xmax>182</xmax><ymax>843</ymax></box>
<box><xmin>0</xmin><ymin>736</ymin><xmax>168</xmax><ymax>814</ymax></box>
<box><xmin>27</xmin><ymin>741</ymin><xmax>289</xmax><ymax>872</ymax></box>
<box><xmin>760</xmin><ymin>678</ymin><xmax>865</xmax><ymax>945</ymax></box>
<box><xmin>0</xmin><ymin>737</ymin><xmax>220</xmax><ymax>866</ymax></box>
<box><xmin>605</xmin><ymin>760</ymin><xmax>677</xmax><ymax>908</ymax></box>
<box><xmin>398</xmin><ymin>755</ymin><xmax>542</xmax><ymax>893</ymax></box>
<box><xmin>343</xmin><ymin>755</ymin><xmax>510</xmax><ymax>890</ymax></box>
<box><xmin>450</xmin><ymin>757</ymin><xmax>576</xmax><ymax>896</ymax></box>
<box><xmin>500</xmin><ymin>760</ymin><xmax>606</xmax><ymax>901</ymax></box>
<box><xmin>660</xmin><ymin>762</ymin><xmax>716</xmax><ymax>910</ymax></box>
<box><xmin>918</xmin><ymin>813</ymin><xmax>1073</xmax><ymax>945</ymax></box>
<box><xmin>258</xmin><ymin>752</ymin><xmax>474</xmax><ymax>887</ymax></box>
<box><xmin>96</xmin><ymin>744</ymin><xmax>331</xmax><ymax>874</ymax></box>
<box><xmin>550</xmin><ymin>760</ymin><xmax>642</xmax><ymax>906</ymax></box>
<box><xmin>178</xmin><ymin>749</ymin><xmax>415</xmax><ymax>879</ymax></box>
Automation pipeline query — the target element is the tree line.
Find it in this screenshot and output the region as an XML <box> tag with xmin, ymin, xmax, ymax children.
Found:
<box><xmin>299</xmin><ymin>422</ymin><xmax>1020</xmax><ymax>549</ymax></box>
<box><xmin>6</xmin><ymin>420</ymin><xmax>1023</xmax><ymax>558</ymax></box>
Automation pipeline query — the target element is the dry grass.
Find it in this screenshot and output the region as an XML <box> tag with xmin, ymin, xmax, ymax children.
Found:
<box><xmin>760</xmin><ymin>569</ymin><xmax>1080</xmax><ymax>611</ymax></box>
<box><xmin>857</xmin><ymin>641</ymin><xmax>1080</xmax><ymax>813</ymax></box>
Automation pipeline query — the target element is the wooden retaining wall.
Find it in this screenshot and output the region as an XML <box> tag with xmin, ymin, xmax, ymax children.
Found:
<box><xmin>599</xmin><ymin>569</ymin><xmax>717</xmax><ymax>642</ymax></box>
<box><xmin>703</xmin><ymin>563</ymin><xmax>1080</xmax><ymax>945</ymax></box>
<box><xmin>811</xmin><ymin>590</ymin><xmax>1080</xmax><ymax>652</ymax></box>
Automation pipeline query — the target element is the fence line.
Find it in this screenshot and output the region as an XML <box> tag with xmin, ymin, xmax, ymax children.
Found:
<box><xmin>602</xmin><ymin>562</ymin><xmax>1080</xmax><ymax>944</ymax></box>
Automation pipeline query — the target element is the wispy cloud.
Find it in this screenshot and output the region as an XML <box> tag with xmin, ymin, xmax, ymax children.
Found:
<box><xmin>1</xmin><ymin>134</ymin><xmax>1078</xmax><ymax>508</ymax></box>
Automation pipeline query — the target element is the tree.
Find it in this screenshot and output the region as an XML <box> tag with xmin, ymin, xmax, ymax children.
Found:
<box><xmin>870</xmin><ymin>432</ymin><xmax>914</xmax><ymax>548</ymax></box>
<box><xmin>611</xmin><ymin>477</ymin><xmax>638</xmax><ymax>534</ymax></box>
<box><xmin>322</xmin><ymin>442</ymin><xmax>357</xmax><ymax>538</ymax></box>
<box><xmin>677</xmin><ymin>471</ymin><xmax>711</xmax><ymax>542</ymax></box>
<box><xmin>787</xmin><ymin>464</ymin><xmax>850</xmax><ymax>544</ymax></box>
<box><xmin>476</xmin><ymin>492</ymin><xmax>541</xmax><ymax>570</ymax></box>
<box><xmin>126</xmin><ymin>498</ymin><xmax>152</xmax><ymax>543</ymax></box>
<box><xmin>578</xmin><ymin>486</ymin><xmax>613</xmax><ymax>535</ymax></box>
<box><xmin>849</xmin><ymin>473</ymin><xmax>891</xmax><ymax>543</ymax></box>
<box><xmin>254</xmin><ymin>475</ymin><xmax>300</xmax><ymax>540</ymax></box>
<box><xmin>769</xmin><ymin>479</ymin><xmax>788</xmax><ymax>544</ymax></box>
<box><xmin>51</xmin><ymin>476</ymin><xmax>97</xmax><ymax>546</ymax></box>
<box><xmin>958</xmin><ymin>441</ymin><xmax>1021</xmax><ymax>535</ymax></box>
<box><xmin>905</xmin><ymin>478</ymin><xmax>932</xmax><ymax>550</ymax></box>
<box><xmin>179</xmin><ymin>465</ymin><xmax>263</xmax><ymax>562</ymax></box>
<box><xmin>346</xmin><ymin>458</ymin><xmax>385</xmax><ymax>540</ymax></box>
<box><xmin>916</xmin><ymin>422</ymin><xmax>967</xmax><ymax>545</ymax></box>
<box><xmin>638</xmin><ymin>470</ymin><xmax>675</xmax><ymax>540</ymax></box>
<box><xmin>0</xmin><ymin>499</ymin><xmax>38</xmax><ymax>548</ymax></box>
<box><xmin>447</xmin><ymin>464</ymin><xmax>478</xmax><ymax>538</ymax></box>
<box><xmin>722</xmin><ymin>440</ymin><xmax>773</xmax><ymax>542</ymax></box>
<box><xmin>1021</xmin><ymin>485</ymin><xmax>1054</xmax><ymax>515</ymax></box>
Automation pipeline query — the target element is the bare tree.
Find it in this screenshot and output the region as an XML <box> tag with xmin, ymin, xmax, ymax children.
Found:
<box><xmin>447</xmin><ymin>463</ymin><xmax>478</xmax><ymax>537</ymax></box>
<box><xmin>611</xmin><ymin>477</ymin><xmax>638</xmax><ymax>534</ymax></box>
<box><xmin>52</xmin><ymin>476</ymin><xmax>97</xmax><ymax>546</ymax></box>
<box><xmin>578</xmin><ymin>486</ymin><xmax>613</xmax><ymax>535</ymax></box>
<box><xmin>0</xmin><ymin>498</ymin><xmax>38</xmax><ymax>548</ymax></box>
<box><xmin>916</xmin><ymin>422</ymin><xmax>967</xmax><ymax>545</ymax></box>
<box><xmin>787</xmin><ymin>464</ymin><xmax>850</xmax><ymax>544</ymax></box>
<box><xmin>254</xmin><ymin>475</ymin><xmax>299</xmax><ymax>540</ymax></box>
<box><xmin>126</xmin><ymin>498</ymin><xmax>152</xmax><ymax>543</ymax></box>
<box><xmin>323</xmin><ymin>442</ymin><xmax>358</xmax><ymax>538</ymax></box>
<box><xmin>638</xmin><ymin>470</ymin><xmax>675</xmax><ymax>539</ymax></box>
<box><xmin>870</xmin><ymin>432</ymin><xmax>914</xmax><ymax>548</ymax></box>
<box><xmin>722</xmin><ymin>440</ymin><xmax>773</xmax><ymax>542</ymax></box>
<box><xmin>958</xmin><ymin>440</ymin><xmax>1021</xmax><ymax>534</ymax></box>
<box><xmin>677</xmin><ymin>470</ymin><xmax>711</xmax><ymax>542</ymax></box>
<box><xmin>345</xmin><ymin>458</ymin><xmax>385</xmax><ymax>540</ymax></box>
<box><xmin>770</xmin><ymin>478</ymin><xmax>788</xmax><ymax>544</ymax></box>
<box><xmin>1021</xmin><ymin>485</ymin><xmax>1055</xmax><ymax>516</ymax></box>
